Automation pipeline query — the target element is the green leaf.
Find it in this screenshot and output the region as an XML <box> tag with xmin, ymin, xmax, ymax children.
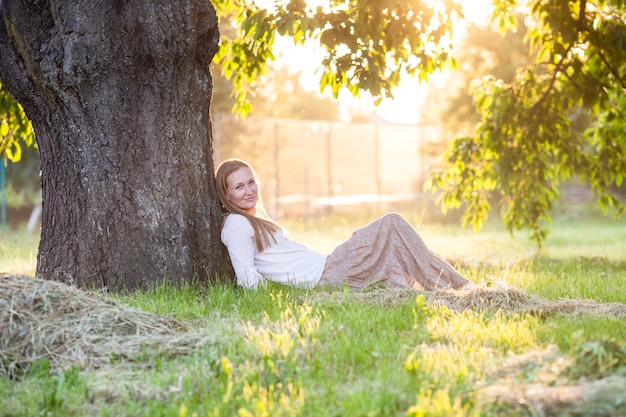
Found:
<box><xmin>1</xmin><ymin>82</ymin><xmax>35</xmax><ymax>162</ymax></box>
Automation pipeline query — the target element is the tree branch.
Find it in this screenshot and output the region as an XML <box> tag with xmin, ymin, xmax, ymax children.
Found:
<box><xmin>577</xmin><ymin>0</ymin><xmax>587</xmax><ymax>31</ymax></box>
<box><xmin>595</xmin><ymin>48</ymin><xmax>626</xmax><ymax>90</ymax></box>
<box><xmin>530</xmin><ymin>43</ymin><xmax>573</xmax><ymax>113</ymax></box>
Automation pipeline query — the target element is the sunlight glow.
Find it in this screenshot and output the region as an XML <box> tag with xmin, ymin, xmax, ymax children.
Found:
<box><xmin>270</xmin><ymin>0</ymin><xmax>493</xmax><ymax>124</ymax></box>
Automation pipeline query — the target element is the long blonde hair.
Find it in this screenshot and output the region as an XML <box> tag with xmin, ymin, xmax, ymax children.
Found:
<box><xmin>216</xmin><ymin>158</ymin><xmax>281</xmax><ymax>251</ymax></box>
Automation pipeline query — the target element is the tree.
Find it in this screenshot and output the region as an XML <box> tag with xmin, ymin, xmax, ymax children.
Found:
<box><xmin>0</xmin><ymin>1</ymin><xmax>232</xmax><ymax>290</ymax></box>
<box><xmin>428</xmin><ymin>0</ymin><xmax>626</xmax><ymax>245</ymax></box>
<box><xmin>419</xmin><ymin>13</ymin><xmax>531</xmax><ymax>159</ymax></box>
<box><xmin>433</xmin><ymin>15</ymin><xmax>531</xmax><ymax>136</ymax></box>
<box><xmin>1</xmin><ymin>0</ymin><xmax>460</xmax><ymax>290</ymax></box>
<box><xmin>247</xmin><ymin>63</ymin><xmax>341</xmax><ymax>120</ymax></box>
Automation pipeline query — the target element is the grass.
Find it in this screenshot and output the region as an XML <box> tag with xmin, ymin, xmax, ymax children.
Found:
<box><xmin>1</xmin><ymin>211</ymin><xmax>626</xmax><ymax>416</ymax></box>
<box><xmin>0</xmin><ymin>229</ymin><xmax>38</xmax><ymax>275</ymax></box>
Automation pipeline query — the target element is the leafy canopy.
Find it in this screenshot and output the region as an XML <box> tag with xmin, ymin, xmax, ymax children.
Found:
<box><xmin>213</xmin><ymin>0</ymin><xmax>463</xmax><ymax>115</ymax></box>
<box><xmin>0</xmin><ymin>81</ymin><xmax>34</xmax><ymax>162</ymax></box>
<box><xmin>428</xmin><ymin>0</ymin><xmax>626</xmax><ymax>245</ymax></box>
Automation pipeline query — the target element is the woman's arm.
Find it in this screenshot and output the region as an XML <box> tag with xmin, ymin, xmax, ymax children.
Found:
<box><xmin>221</xmin><ymin>215</ymin><xmax>266</xmax><ymax>289</ymax></box>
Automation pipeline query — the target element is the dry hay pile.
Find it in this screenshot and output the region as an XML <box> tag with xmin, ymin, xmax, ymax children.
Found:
<box><xmin>309</xmin><ymin>283</ymin><xmax>626</xmax><ymax>317</ymax></box>
<box><xmin>431</xmin><ymin>284</ymin><xmax>626</xmax><ymax>317</ymax></box>
<box><xmin>0</xmin><ymin>274</ymin><xmax>218</xmax><ymax>379</ymax></box>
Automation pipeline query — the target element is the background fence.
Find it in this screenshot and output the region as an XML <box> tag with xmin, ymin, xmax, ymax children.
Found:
<box><xmin>214</xmin><ymin>113</ymin><xmax>445</xmax><ymax>218</ymax></box>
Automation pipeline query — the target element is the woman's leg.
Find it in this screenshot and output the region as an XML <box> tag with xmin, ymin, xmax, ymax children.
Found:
<box><xmin>319</xmin><ymin>213</ymin><xmax>471</xmax><ymax>290</ymax></box>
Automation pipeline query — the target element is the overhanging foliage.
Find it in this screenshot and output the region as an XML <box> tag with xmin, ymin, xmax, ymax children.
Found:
<box><xmin>428</xmin><ymin>0</ymin><xmax>625</xmax><ymax>245</ymax></box>
<box><xmin>213</xmin><ymin>0</ymin><xmax>462</xmax><ymax>115</ymax></box>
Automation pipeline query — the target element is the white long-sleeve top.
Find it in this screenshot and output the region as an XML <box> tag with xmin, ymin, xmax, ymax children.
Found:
<box><xmin>221</xmin><ymin>214</ymin><xmax>328</xmax><ymax>289</ymax></box>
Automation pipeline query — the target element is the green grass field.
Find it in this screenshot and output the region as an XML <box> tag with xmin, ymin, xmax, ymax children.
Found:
<box><xmin>1</xmin><ymin>211</ymin><xmax>625</xmax><ymax>416</ymax></box>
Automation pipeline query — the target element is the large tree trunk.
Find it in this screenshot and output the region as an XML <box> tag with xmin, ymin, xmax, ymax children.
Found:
<box><xmin>0</xmin><ymin>1</ymin><xmax>233</xmax><ymax>290</ymax></box>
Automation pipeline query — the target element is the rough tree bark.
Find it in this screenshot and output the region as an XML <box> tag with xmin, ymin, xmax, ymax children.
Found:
<box><xmin>0</xmin><ymin>1</ymin><xmax>233</xmax><ymax>290</ymax></box>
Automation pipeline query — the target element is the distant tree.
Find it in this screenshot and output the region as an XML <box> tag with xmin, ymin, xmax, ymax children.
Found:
<box><xmin>4</xmin><ymin>144</ymin><xmax>39</xmax><ymax>198</ymax></box>
<box><xmin>440</xmin><ymin>16</ymin><xmax>530</xmax><ymax>136</ymax></box>
<box><xmin>0</xmin><ymin>81</ymin><xmax>34</xmax><ymax>162</ymax></box>
<box><xmin>419</xmin><ymin>16</ymin><xmax>530</xmax><ymax>158</ymax></box>
<box><xmin>248</xmin><ymin>62</ymin><xmax>341</xmax><ymax>120</ymax></box>
<box><xmin>348</xmin><ymin>108</ymin><xmax>376</xmax><ymax>123</ymax></box>
<box><xmin>1</xmin><ymin>81</ymin><xmax>39</xmax><ymax>207</ymax></box>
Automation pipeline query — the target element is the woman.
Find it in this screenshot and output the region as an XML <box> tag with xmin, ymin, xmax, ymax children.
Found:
<box><xmin>216</xmin><ymin>158</ymin><xmax>472</xmax><ymax>291</ymax></box>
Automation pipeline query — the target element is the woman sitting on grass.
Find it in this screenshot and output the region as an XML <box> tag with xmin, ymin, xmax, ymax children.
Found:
<box><xmin>216</xmin><ymin>158</ymin><xmax>472</xmax><ymax>291</ymax></box>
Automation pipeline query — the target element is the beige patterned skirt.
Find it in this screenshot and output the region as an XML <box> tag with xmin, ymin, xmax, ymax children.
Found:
<box><xmin>318</xmin><ymin>213</ymin><xmax>471</xmax><ymax>291</ymax></box>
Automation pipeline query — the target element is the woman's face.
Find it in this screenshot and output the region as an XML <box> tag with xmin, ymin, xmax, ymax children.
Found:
<box><xmin>226</xmin><ymin>167</ymin><xmax>259</xmax><ymax>214</ymax></box>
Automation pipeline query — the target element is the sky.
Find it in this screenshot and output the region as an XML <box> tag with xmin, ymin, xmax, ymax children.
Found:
<box><xmin>273</xmin><ymin>0</ymin><xmax>493</xmax><ymax>124</ymax></box>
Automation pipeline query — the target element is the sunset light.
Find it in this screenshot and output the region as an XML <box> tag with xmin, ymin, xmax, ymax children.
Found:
<box><xmin>2</xmin><ymin>2</ymin><xmax>625</xmax><ymax>415</ymax></box>
<box><xmin>269</xmin><ymin>0</ymin><xmax>493</xmax><ymax>124</ymax></box>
